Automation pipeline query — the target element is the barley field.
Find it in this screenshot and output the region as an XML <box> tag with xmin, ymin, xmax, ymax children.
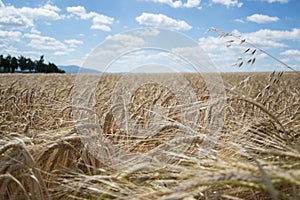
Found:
<box><xmin>0</xmin><ymin>72</ymin><xmax>299</xmax><ymax>200</ymax></box>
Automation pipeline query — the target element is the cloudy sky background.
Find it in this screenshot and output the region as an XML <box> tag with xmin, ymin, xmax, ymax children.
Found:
<box><xmin>0</xmin><ymin>0</ymin><xmax>299</xmax><ymax>72</ymax></box>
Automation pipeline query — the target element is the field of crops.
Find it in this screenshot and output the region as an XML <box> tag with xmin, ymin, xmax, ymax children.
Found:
<box><xmin>0</xmin><ymin>72</ymin><xmax>299</xmax><ymax>200</ymax></box>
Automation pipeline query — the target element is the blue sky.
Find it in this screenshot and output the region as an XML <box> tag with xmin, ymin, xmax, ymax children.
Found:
<box><xmin>0</xmin><ymin>0</ymin><xmax>299</xmax><ymax>72</ymax></box>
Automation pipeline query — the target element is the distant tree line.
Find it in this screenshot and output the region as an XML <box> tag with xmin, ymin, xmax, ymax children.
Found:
<box><xmin>0</xmin><ymin>54</ymin><xmax>65</xmax><ymax>73</ymax></box>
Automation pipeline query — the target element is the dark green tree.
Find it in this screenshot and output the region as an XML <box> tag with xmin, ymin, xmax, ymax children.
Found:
<box><xmin>27</xmin><ymin>59</ymin><xmax>35</xmax><ymax>72</ymax></box>
<box><xmin>47</xmin><ymin>62</ymin><xmax>64</xmax><ymax>73</ymax></box>
<box><xmin>10</xmin><ymin>56</ymin><xmax>18</xmax><ymax>73</ymax></box>
<box><xmin>2</xmin><ymin>55</ymin><xmax>11</xmax><ymax>73</ymax></box>
<box><xmin>18</xmin><ymin>56</ymin><xmax>28</xmax><ymax>71</ymax></box>
<box><xmin>36</xmin><ymin>55</ymin><xmax>45</xmax><ymax>73</ymax></box>
<box><xmin>0</xmin><ymin>54</ymin><xmax>65</xmax><ymax>73</ymax></box>
<box><xmin>0</xmin><ymin>55</ymin><xmax>3</xmax><ymax>72</ymax></box>
<box><xmin>48</xmin><ymin>62</ymin><xmax>56</xmax><ymax>73</ymax></box>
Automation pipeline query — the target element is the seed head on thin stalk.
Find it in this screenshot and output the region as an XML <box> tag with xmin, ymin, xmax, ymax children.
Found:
<box><xmin>206</xmin><ymin>27</ymin><xmax>298</xmax><ymax>72</ymax></box>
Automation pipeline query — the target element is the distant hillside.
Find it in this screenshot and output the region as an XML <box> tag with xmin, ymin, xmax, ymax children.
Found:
<box><xmin>58</xmin><ymin>65</ymin><xmax>101</xmax><ymax>74</ymax></box>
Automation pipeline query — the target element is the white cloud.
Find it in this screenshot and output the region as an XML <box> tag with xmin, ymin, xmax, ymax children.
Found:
<box><xmin>84</xmin><ymin>33</ymin><xmax>147</xmax><ymax>69</ymax></box>
<box><xmin>135</xmin><ymin>28</ymin><xmax>160</xmax><ymax>36</ymax></box>
<box><xmin>0</xmin><ymin>44</ymin><xmax>43</xmax><ymax>60</ymax></box>
<box><xmin>0</xmin><ymin>6</ymin><xmax>33</xmax><ymax>29</ymax></box>
<box><xmin>18</xmin><ymin>4</ymin><xmax>62</xmax><ymax>20</ymax></box>
<box><xmin>199</xmin><ymin>28</ymin><xmax>300</xmax><ymax>71</ymax></box>
<box><xmin>232</xmin><ymin>29</ymin><xmax>286</xmax><ymax>49</ymax></box>
<box><xmin>281</xmin><ymin>49</ymin><xmax>300</xmax><ymax>56</ymax></box>
<box><xmin>30</xmin><ymin>28</ymin><xmax>41</xmax><ymax>34</ymax></box>
<box><xmin>243</xmin><ymin>28</ymin><xmax>300</xmax><ymax>43</ymax></box>
<box><xmin>24</xmin><ymin>33</ymin><xmax>69</xmax><ymax>51</ymax></box>
<box><xmin>91</xmin><ymin>24</ymin><xmax>111</xmax><ymax>31</ymax></box>
<box><xmin>280</xmin><ymin>49</ymin><xmax>300</xmax><ymax>62</ymax></box>
<box><xmin>184</xmin><ymin>0</ymin><xmax>202</xmax><ymax>8</ymax></box>
<box><xmin>108</xmin><ymin>34</ymin><xmax>145</xmax><ymax>48</ymax></box>
<box><xmin>0</xmin><ymin>15</ymin><xmax>33</xmax><ymax>29</ymax></box>
<box><xmin>66</xmin><ymin>6</ymin><xmax>86</xmax><ymax>18</ymax></box>
<box><xmin>198</xmin><ymin>35</ymin><xmax>275</xmax><ymax>71</ymax></box>
<box><xmin>136</xmin><ymin>13</ymin><xmax>192</xmax><ymax>31</ymax></box>
<box><xmin>66</xmin><ymin>6</ymin><xmax>114</xmax><ymax>31</ymax></box>
<box><xmin>234</xmin><ymin>19</ymin><xmax>245</xmax><ymax>23</ymax></box>
<box><xmin>0</xmin><ymin>30</ymin><xmax>22</xmax><ymax>56</ymax></box>
<box><xmin>0</xmin><ymin>30</ymin><xmax>22</xmax><ymax>44</ymax></box>
<box><xmin>0</xmin><ymin>1</ymin><xmax>63</xmax><ymax>30</ymax></box>
<box><xmin>148</xmin><ymin>0</ymin><xmax>182</xmax><ymax>8</ymax></box>
<box><xmin>199</xmin><ymin>36</ymin><xmax>228</xmax><ymax>52</ymax></box>
<box><xmin>146</xmin><ymin>0</ymin><xmax>201</xmax><ymax>8</ymax></box>
<box><xmin>198</xmin><ymin>36</ymin><xmax>239</xmax><ymax>66</ymax></box>
<box><xmin>92</xmin><ymin>14</ymin><xmax>114</xmax><ymax>25</ymax></box>
<box><xmin>107</xmin><ymin>50</ymin><xmax>198</xmax><ymax>73</ymax></box>
<box><xmin>64</xmin><ymin>39</ymin><xmax>83</xmax><ymax>48</ymax></box>
<box><xmin>247</xmin><ymin>14</ymin><xmax>279</xmax><ymax>24</ymax></box>
<box><xmin>211</xmin><ymin>0</ymin><xmax>243</xmax><ymax>7</ymax></box>
<box><xmin>23</xmin><ymin>33</ymin><xmax>84</xmax><ymax>54</ymax></box>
